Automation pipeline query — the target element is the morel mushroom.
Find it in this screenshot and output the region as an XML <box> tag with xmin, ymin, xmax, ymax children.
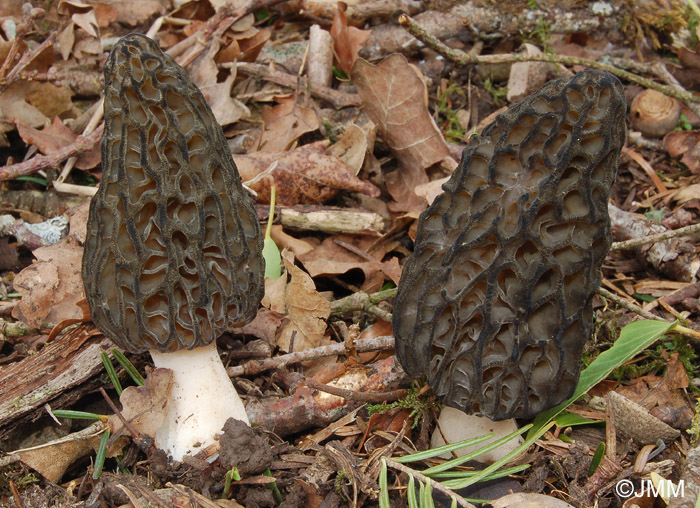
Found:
<box><xmin>82</xmin><ymin>34</ymin><xmax>264</xmax><ymax>460</ymax></box>
<box><xmin>393</xmin><ymin>70</ymin><xmax>625</xmax><ymax>420</ymax></box>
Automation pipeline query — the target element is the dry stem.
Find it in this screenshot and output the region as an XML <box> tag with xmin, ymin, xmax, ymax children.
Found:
<box><xmin>384</xmin><ymin>457</ymin><xmax>477</xmax><ymax>508</ymax></box>
<box><xmin>397</xmin><ymin>13</ymin><xmax>700</xmax><ymax>106</ymax></box>
<box><xmin>611</xmin><ymin>223</ymin><xmax>700</xmax><ymax>251</ymax></box>
<box><xmin>0</xmin><ymin>125</ymin><xmax>103</xmax><ymax>181</ymax></box>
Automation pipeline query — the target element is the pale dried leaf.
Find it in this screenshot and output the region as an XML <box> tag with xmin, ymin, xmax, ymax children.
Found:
<box><xmin>276</xmin><ymin>251</ymin><xmax>330</xmax><ymax>352</ymax></box>
<box><xmin>72</xmin><ymin>10</ymin><xmax>98</xmax><ymax>37</ymax></box>
<box><xmin>664</xmin><ymin>130</ymin><xmax>700</xmax><ymax>174</ymax></box>
<box><xmin>94</xmin><ymin>0</ymin><xmax>166</xmax><ymax>26</ymax></box>
<box><xmin>325</xmin><ymin>124</ymin><xmax>367</xmax><ymax>175</ymax></box>
<box><xmin>201</xmin><ymin>73</ymin><xmax>250</xmax><ymax>126</ymax></box>
<box><xmin>235</xmin><ymin>142</ymin><xmax>380</xmax><ymax>205</ymax></box>
<box><xmin>109</xmin><ymin>369</ymin><xmax>173</xmax><ymax>439</ymax></box>
<box><xmin>270</xmin><ymin>225</ymin><xmax>315</xmax><ymax>257</ymax></box>
<box><xmin>298</xmin><ymin>235</ymin><xmax>402</xmax><ymax>291</ymax></box>
<box><xmin>0</xmin><ymin>82</ymin><xmax>50</xmax><ymax>128</ymax></box>
<box><xmin>258</xmin><ymin>98</ymin><xmax>319</xmax><ymax>153</ymax></box>
<box><xmin>414</xmin><ymin>176</ymin><xmax>450</xmax><ymax>206</ymax></box>
<box><xmin>329</xmin><ymin>2</ymin><xmax>370</xmax><ymax>74</ymax></box>
<box><xmin>17</xmin><ymin>117</ymin><xmax>101</xmax><ymax>169</ymax></box>
<box><xmin>352</xmin><ymin>54</ymin><xmax>451</xmax><ymax>172</ymax></box>
<box><xmin>58</xmin><ymin>22</ymin><xmax>75</xmax><ymax>60</ymax></box>
<box><xmin>11</xmin><ymin>237</ymin><xmax>84</xmax><ymax>328</ymax></box>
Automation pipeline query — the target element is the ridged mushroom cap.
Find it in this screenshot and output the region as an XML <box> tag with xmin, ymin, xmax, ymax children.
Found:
<box><xmin>83</xmin><ymin>34</ymin><xmax>264</xmax><ymax>353</ymax></box>
<box><xmin>393</xmin><ymin>70</ymin><xmax>626</xmax><ymax>420</ymax></box>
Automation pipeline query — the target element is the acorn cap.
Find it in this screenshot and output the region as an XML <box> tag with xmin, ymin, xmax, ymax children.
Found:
<box><xmin>83</xmin><ymin>34</ymin><xmax>264</xmax><ymax>353</ymax></box>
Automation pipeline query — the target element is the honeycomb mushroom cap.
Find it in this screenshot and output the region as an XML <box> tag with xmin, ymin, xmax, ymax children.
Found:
<box><xmin>83</xmin><ymin>33</ymin><xmax>264</xmax><ymax>354</ymax></box>
<box><xmin>393</xmin><ymin>70</ymin><xmax>626</xmax><ymax>420</ymax></box>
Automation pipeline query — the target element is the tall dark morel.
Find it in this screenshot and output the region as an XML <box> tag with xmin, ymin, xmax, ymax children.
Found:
<box><xmin>393</xmin><ymin>70</ymin><xmax>626</xmax><ymax>420</ymax></box>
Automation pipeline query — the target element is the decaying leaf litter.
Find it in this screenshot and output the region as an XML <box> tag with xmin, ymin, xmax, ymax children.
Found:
<box><xmin>0</xmin><ymin>0</ymin><xmax>699</xmax><ymax>507</ymax></box>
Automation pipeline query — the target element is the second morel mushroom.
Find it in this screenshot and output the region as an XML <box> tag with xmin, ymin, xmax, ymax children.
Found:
<box><xmin>393</xmin><ymin>70</ymin><xmax>626</xmax><ymax>420</ymax></box>
<box><xmin>82</xmin><ymin>34</ymin><xmax>264</xmax><ymax>460</ymax></box>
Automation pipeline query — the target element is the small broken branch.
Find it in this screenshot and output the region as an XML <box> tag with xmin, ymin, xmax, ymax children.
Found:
<box><xmin>228</xmin><ymin>335</ymin><xmax>395</xmax><ymax>377</ymax></box>
<box><xmin>396</xmin><ymin>13</ymin><xmax>700</xmax><ymax>106</ymax></box>
<box><xmin>305</xmin><ymin>377</ymin><xmax>406</xmax><ymax>403</ymax></box>
<box><xmin>611</xmin><ymin>222</ymin><xmax>700</xmax><ymax>251</ymax></box>
<box><xmin>330</xmin><ymin>287</ymin><xmax>397</xmax><ymax>320</ymax></box>
<box><xmin>231</xmin><ymin>62</ymin><xmax>361</xmax><ymax>108</ymax></box>
<box><xmin>0</xmin><ymin>125</ymin><xmax>103</xmax><ymax>181</ymax></box>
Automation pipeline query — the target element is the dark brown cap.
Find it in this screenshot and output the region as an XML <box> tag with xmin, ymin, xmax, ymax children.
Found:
<box><xmin>83</xmin><ymin>34</ymin><xmax>264</xmax><ymax>353</ymax></box>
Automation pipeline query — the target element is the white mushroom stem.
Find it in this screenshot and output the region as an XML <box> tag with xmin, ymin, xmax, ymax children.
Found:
<box><xmin>149</xmin><ymin>342</ymin><xmax>249</xmax><ymax>461</ymax></box>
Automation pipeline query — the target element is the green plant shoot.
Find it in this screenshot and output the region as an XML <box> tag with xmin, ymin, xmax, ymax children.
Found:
<box><xmin>263</xmin><ymin>184</ymin><xmax>282</xmax><ymax>280</ymax></box>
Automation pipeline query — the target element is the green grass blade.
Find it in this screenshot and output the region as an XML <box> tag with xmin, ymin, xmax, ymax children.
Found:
<box><xmin>393</xmin><ymin>433</ymin><xmax>494</xmax><ymax>463</ymax></box>
<box><xmin>430</xmin><ymin>463</ymin><xmax>530</xmax><ymax>480</ymax></box>
<box><xmin>589</xmin><ymin>442</ymin><xmax>605</xmax><ymax>477</ymax></box>
<box><xmin>92</xmin><ymin>429</ymin><xmax>110</xmax><ymax>479</ymax></box>
<box><xmin>101</xmin><ymin>351</ymin><xmax>122</xmax><ymax>395</ymax></box>
<box><xmin>379</xmin><ymin>458</ymin><xmax>391</xmax><ymax>508</ymax></box>
<box><xmin>528</xmin><ymin>319</ymin><xmax>674</xmax><ymax>439</ymax></box>
<box><xmin>423</xmin><ymin>480</ymin><xmax>434</xmax><ymax>508</ymax></box>
<box><xmin>445</xmin><ymin>422</ymin><xmax>554</xmax><ymax>490</ymax></box>
<box><xmin>111</xmin><ymin>349</ymin><xmax>145</xmax><ymax>386</ymax></box>
<box><xmin>52</xmin><ymin>410</ymin><xmax>107</xmax><ymax>421</ymax></box>
<box><xmin>422</xmin><ymin>425</ymin><xmax>531</xmax><ymax>475</ymax></box>
<box><xmin>263</xmin><ymin>467</ymin><xmax>283</xmax><ymax>504</ymax></box>
<box><xmin>407</xmin><ymin>474</ymin><xmax>419</xmax><ymax>508</ymax></box>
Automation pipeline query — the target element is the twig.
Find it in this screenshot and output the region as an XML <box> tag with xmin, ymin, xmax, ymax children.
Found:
<box><xmin>99</xmin><ymin>387</ymin><xmax>139</xmax><ymax>439</ymax></box>
<box><xmin>384</xmin><ymin>457</ymin><xmax>477</xmax><ymax>508</ymax></box>
<box><xmin>0</xmin><ymin>125</ymin><xmax>103</xmax><ymax>181</ymax></box>
<box><xmin>305</xmin><ymin>377</ymin><xmax>406</xmax><ymax>403</ymax></box>
<box><xmin>0</xmin><ymin>319</ymin><xmax>37</xmax><ymax>338</ymax></box>
<box><xmin>230</xmin><ymin>62</ymin><xmax>361</xmax><ymax>108</ymax></box>
<box><xmin>396</xmin><ymin>13</ymin><xmax>700</xmax><ymax>106</ymax></box>
<box><xmin>610</xmin><ymin>222</ymin><xmax>700</xmax><ymax>251</ymax></box>
<box><xmin>651</xmin><ymin>61</ymin><xmax>700</xmax><ymax>119</ymax></box>
<box><xmin>330</xmin><ymin>288</ymin><xmax>397</xmax><ymax>320</ymax></box>
<box><xmin>228</xmin><ymin>335</ymin><xmax>395</xmax><ymax>377</ymax></box>
<box><xmin>597</xmin><ymin>288</ymin><xmax>700</xmax><ymax>341</ymax></box>
<box><xmin>598</xmin><ymin>287</ymin><xmax>662</xmax><ymax>321</ymax></box>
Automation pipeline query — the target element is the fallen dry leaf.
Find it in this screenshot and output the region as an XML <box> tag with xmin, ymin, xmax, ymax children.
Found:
<box><xmin>186</xmin><ymin>38</ymin><xmax>220</xmax><ymax>90</ymax></box>
<box><xmin>11</xmin><ymin>236</ymin><xmax>85</xmax><ymax>328</ymax></box>
<box><xmin>325</xmin><ymin>123</ymin><xmax>370</xmax><ymax>175</ymax></box>
<box><xmin>235</xmin><ymin>141</ymin><xmax>380</xmax><ymax>205</ymax></box>
<box><xmin>237</xmin><ymin>27</ymin><xmax>272</xmax><ymax>62</ymax></box>
<box><xmin>490</xmin><ymin>493</ymin><xmax>575</xmax><ymax>508</ymax></box>
<box><xmin>17</xmin><ymin>117</ymin><xmax>100</xmax><ymax>169</ymax></box>
<box><xmin>352</xmin><ymin>54</ymin><xmax>452</xmax><ymax>172</ymax></box>
<box><xmin>235</xmin><ymin>307</ymin><xmax>287</xmax><ymax>344</ymax></box>
<box><xmin>276</xmin><ymin>251</ymin><xmax>330</xmax><ymax>352</ymax></box>
<box><xmin>262</xmin><ymin>272</ymin><xmax>288</xmax><ymax>314</ymax></box>
<box><xmin>506</xmin><ymin>43</ymin><xmax>555</xmax><ymax>102</ymax></box>
<box><xmin>257</xmin><ymin>97</ymin><xmax>320</xmax><ymax>153</ymax></box>
<box><xmin>673</xmin><ymin>183</ymin><xmax>700</xmax><ymax>204</ymax></box>
<box><xmin>414</xmin><ymin>175</ymin><xmax>449</xmax><ymax>206</ymax></box>
<box><xmin>201</xmin><ymin>73</ymin><xmax>250</xmax><ymax>126</ymax></box>
<box><xmin>108</xmin><ymin>368</ymin><xmax>173</xmax><ymax>439</ymax></box>
<box><xmin>0</xmin><ymin>82</ymin><xmax>50</xmax><ymax>128</ymax></box>
<box><xmin>93</xmin><ymin>0</ymin><xmax>166</xmax><ymax>26</ymax></box>
<box><xmin>664</xmin><ymin>130</ymin><xmax>700</xmax><ymax>174</ymax></box>
<box><xmin>270</xmin><ymin>225</ymin><xmax>316</xmax><ymax>257</ymax></box>
<box><xmin>18</xmin><ymin>431</ymin><xmax>126</xmax><ymax>484</ymax></box>
<box><xmin>330</xmin><ymin>2</ymin><xmax>371</xmax><ymax>75</ymax></box>
<box><xmin>298</xmin><ymin>235</ymin><xmax>401</xmax><ymax>292</ymax></box>
<box><xmin>383</xmin><ymin>165</ymin><xmax>429</xmax><ymax>213</ymax></box>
